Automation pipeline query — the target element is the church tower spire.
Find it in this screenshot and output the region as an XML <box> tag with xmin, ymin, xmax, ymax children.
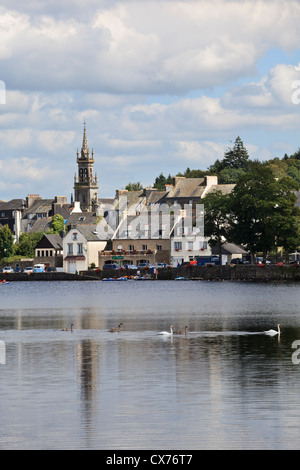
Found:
<box><xmin>73</xmin><ymin>124</ymin><xmax>99</xmax><ymax>213</ymax></box>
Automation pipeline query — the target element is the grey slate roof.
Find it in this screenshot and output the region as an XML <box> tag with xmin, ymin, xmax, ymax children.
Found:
<box><xmin>0</xmin><ymin>199</ymin><xmax>26</xmax><ymax>210</ymax></box>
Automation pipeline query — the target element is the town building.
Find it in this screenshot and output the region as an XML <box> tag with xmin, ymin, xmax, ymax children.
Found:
<box><xmin>63</xmin><ymin>226</ymin><xmax>107</xmax><ymax>273</ymax></box>
<box><xmin>34</xmin><ymin>234</ymin><xmax>64</xmax><ymax>269</ymax></box>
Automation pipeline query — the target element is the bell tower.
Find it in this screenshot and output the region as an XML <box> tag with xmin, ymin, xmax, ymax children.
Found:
<box><xmin>74</xmin><ymin>124</ymin><xmax>99</xmax><ymax>213</ymax></box>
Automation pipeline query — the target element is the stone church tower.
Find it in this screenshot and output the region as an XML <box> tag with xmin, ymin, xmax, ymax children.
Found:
<box><xmin>74</xmin><ymin>124</ymin><xmax>99</xmax><ymax>213</ymax></box>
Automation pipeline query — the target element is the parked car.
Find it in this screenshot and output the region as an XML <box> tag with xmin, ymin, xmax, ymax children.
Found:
<box><xmin>46</xmin><ymin>267</ymin><xmax>57</xmax><ymax>272</ymax></box>
<box><xmin>290</xmin><ymin>260</ymin><xmax>299</xmax><ymax>266</ymax></box>
<box><xmin>102</xmin><ymin>264</ymin><xmax>121</xmax><ymax>270</ymax></box>
<box><xmin>14</xmin><ymin>266</ymin><xmax>23</xmax><ymax>273</ymax></box>
<box><xmin>155</xmin><ymin>263</ymin><xmax>171</xmax><ymax>268</ymax></box>
<box><xmin>230</xmin><ymin>258</ymin><xmax>244</xmax><ymax>265</ymax></box>
<box><xmin>2</xmin><ymin>266</ymin><xmax>14</xmax><ymax>273</ymax></box>
<box><xmin>137</xmin><ymin>263</ymin><xmax>154</xmax><ymax>269</ymax></box>
<box><xmin>24</xmin><ymin>267</ymin><xmax>33</xmax><ymax>274</ymax></box>
<box><xmin>33</xmin><ymin>264</ymin><xmax>45</xmax><ymax>273</ymax></box>
<box><xmin>123</xmin><ymin>264</ymin><xmax>137</xmax><ymax>270</ymax></box>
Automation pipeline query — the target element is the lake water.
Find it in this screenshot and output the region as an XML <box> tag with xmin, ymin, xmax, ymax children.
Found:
<box><xmin>0</xmin><ymin>279</ymin><xmax>300</xmax><ymax>450</ymax></box>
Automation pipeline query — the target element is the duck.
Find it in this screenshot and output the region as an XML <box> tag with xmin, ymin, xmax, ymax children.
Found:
<box><xmin>174</xmin><ymin>326</ymin><xmax>188</xmax><ymax>335</ymax></box>
<box><xmin>159</xmin><ymin>325</ymin><xmax>174</xmax><ymax>336</ymax></box>
<box><xmin>108</xmin><ymin>322</ymin><xmax>123</xmax><ymax>333</ymax></box>
<box><xmin>264</xmin><ymin>324</ymin><xmax>281</xmax><ymax>336</ymax></box>
<box><xmin>61</xmin><ymin>323</ymin><xmax>74</xmax><ymax>332</ymax></box>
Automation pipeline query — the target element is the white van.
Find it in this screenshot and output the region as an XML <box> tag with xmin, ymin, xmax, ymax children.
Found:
<box><xmin>33</xmin><ymin>263</ymin><xmax>45</xmax><ymax>273</ymax></box>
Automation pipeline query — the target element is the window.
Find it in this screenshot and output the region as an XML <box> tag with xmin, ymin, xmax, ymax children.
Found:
<box><xmin>187</xmin><ymin>241</ymin><xmax>193</xmax><ymax>251</ymax></box>
<box><xmin>199</xmin><ymin>241</ymin><xmax>208</xmax><ymax>250</ymax></box>
<box><xmin>129</xmin><ymin>245</ymin><xmax>134</xmax><ymax>251</ymax></box>
<box><xmin>72</xmin><ymin>233</ymin><xmax>78</xmax><ymax>241</ymax></box>
<box><xmin>174</xmin><ymin>242</ymin><xmax>182</xmax><ymax>251</ymax></box>
<box><xmin>156</xmin><ymin>245</ymin><xmax>162</xmax><ymax>251</ymax></box>
<box><xmin>77</xmin><ymin>243</ymin><xmax>83</xmax><ymax>254</ymax></box>
<box><xmin>142</xmin><ymin>245</ymin><xmax>147</xmax><ymax>251</ymax></box>
<box><xmin>67</xmin><ymin>243</ymin><xmax>73</xmax><ymax>255</ymax></box>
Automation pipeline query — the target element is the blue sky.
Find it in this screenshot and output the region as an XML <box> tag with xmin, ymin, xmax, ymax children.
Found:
<box><xmin>0</xmin><ymin>0</ymin><xmax>300</xmax><ymax>201</ymax></box>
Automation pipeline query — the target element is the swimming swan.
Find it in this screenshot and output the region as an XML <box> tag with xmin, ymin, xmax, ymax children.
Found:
<box><xmin>264</xmin><ymin>324</ymin><xmax>281</xmax><ymax>336</ymax></box>
<box><xmin>109</xmin><ymin>322</ymin><xmax>123</xmax><ymax>333</ymax></box>
<box><xmin>61</xmin><ymin>323</ymin><xmax>74</xmax><ymax>332</ymax></box>
<box><xmin>159</xmin><ymin>325</ymin><xmax>174</xmax><ymax>336</ymax></box>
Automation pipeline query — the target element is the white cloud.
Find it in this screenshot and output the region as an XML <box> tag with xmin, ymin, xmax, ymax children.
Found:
<box><xmin>0</xmin><ymin>156</ymin><xmax>59</xmax><ymax>181</ymax></box>
<box><xmin>1</xmin><ymin>0</ymin><xmax>300</xmax><ymax>200</ymax></box>
<box><xmin>1</xmin><ymin>1</ymin><xmax>300</xmax><ymax>94</ymax></box>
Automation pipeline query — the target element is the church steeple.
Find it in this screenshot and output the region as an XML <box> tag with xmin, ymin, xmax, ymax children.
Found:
<box><xmin>80</xmin><ymin>122</ymin><xmax>92</xmax><ymax>160</ymax></box>
<box><xmin>74</xmin><ymin>124</ymin><xmax>99</xmax><ymax>213</ymax></box>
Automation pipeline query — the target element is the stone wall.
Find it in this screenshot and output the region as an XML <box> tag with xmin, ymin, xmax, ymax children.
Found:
<box><xmin>1</xmin><ymin>264</ymin><xmax>299</xmax><ymax>282</ymax></box>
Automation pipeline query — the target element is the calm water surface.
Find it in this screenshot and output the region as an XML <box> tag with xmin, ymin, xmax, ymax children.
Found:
<box><xmin>0</xmin><ymin>279</ymin><xmax>300</xmax><ymax>450</ymax></box>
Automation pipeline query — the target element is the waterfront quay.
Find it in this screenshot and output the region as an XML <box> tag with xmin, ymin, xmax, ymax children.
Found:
<box><xmin>1</xmin><ymin>264</ymin><xmax>299</xmax><ymax>282</ymax></box>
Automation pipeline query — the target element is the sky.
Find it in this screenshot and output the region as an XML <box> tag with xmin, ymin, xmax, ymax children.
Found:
<box><xmin>1</xmin><ymin>0</ymin><xmax>300</xmax><ymax>202</ymax></box>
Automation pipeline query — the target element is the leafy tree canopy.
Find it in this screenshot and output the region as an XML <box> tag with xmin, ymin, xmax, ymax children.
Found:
<box><xmin>15</xmin><ymin>232</ymin><xmax>44</xmax><ymax>258</ymax></box>
<box><xmin>50</xmin><ymin>214</ymin><xmax>65</xmax><ymax>234</ymax></box>
<box><xmin>125</xmin><ymin>182</ymin><xmax>144</xmax><ymax>191</ymax></box>
<box><xmin>228</xmin><ymin>161</ymin><xmax>300</xmax><ymax>259</ymax></box>
<box><xmin>0</xmin><ymin>225</ymin><xmax>14</xmax><ymax>259</ymax></box>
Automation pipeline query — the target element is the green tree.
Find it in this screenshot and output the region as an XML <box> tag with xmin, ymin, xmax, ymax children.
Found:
<box><xmin>15</xmin><ymin>232</ymin><xmax>44</xmax><ymax>257</ymax></box>
<box><xmin>289</xmin><ymin>148</ymin><xmax>300</xmax><ymax>160</ymax></box>
<box><xmin>0</xmin><ymin>224</ymin><xmax>14</xmax><ymax>260</ymax></box>
<box><xmin>222</xmin><ymin>136</ymin><xmax>250</xmax><ymax>170</ymax></box>
<box><xmin>228</xmin><ymin>161</ymin><xmax>300</xmax><ymax>261</ymax></box>
<box><xmin>50</xmin><ymin>214</ymin><xmax>65</xmax><ymax>234</ymax></box>
<box><xmin>201</xmin><ymin>190</ymin><xmax>231</xmax><ymax>259</ymax></box>
<box><xmin>153</xmin><ymin>173</ymin><xmax>174</xmax><ymax>190</ymax></box>
<box><xmin>125</xmin><ymin>182</ymin><xmax>144</xmax><ymax>191</ymax></box>
<box><xmin>209</xmin><ymin>136</ymin><xmax>250</xmax><ymax>183</ymax></box>
<box><xmin>177</xmin><ymin>168</ymin><xmax>208</xmax><ymax>178</ymax></box>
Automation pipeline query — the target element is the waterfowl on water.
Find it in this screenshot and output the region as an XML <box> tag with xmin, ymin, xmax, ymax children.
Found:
<box><xmin>264</xmin><ymin>324</ymin><xmax>281</xmax><ymax>336</ymax></box>
<box><xmin>108</xmin><ymin>322</ymin><xmax>123</xmax><ymax>333</ymax></box>
<box><xmin>61</xmin><ymin>323</ymin><xmax>74</xmax><ymax>332</ymax></box>
<box><xmin>174</xmin><ymin>326</ymin><xmax>188</xmax><ymax>335</ymax></box>
<box><xmin>159</xmin><ymin>325</ymin><xmax>174</xmax><ymax>336</ymax></box>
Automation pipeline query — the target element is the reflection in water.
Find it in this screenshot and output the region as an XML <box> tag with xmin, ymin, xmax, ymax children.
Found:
<box><xmin>0</xmin><ymin>280</ymin><xmax>300</xmax><ymax>449</ymax></box>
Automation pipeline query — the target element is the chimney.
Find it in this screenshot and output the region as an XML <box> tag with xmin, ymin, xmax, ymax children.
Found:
<box><xmin>26</xmin><ymin>194</ymin><xmax>41</xmax><ymax>208</ymax></box>
<box><xmin>71</xmin><ymin>201</ymin><xmax>82</xmax><ymax>213</ymax></box>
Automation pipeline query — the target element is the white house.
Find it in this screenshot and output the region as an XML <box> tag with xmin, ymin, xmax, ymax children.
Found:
<box><xmin>63</xmin><ymin>225</ymin><xmax>107</xmax><ymax>273</ymax></box>
<box><xmin>171</xmin><ymin>221</ymin><xmax>212</xmax><ymax>266</ymax></box>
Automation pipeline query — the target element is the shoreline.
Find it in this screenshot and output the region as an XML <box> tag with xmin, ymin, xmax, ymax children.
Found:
<box><xmin>1</xmin><ymin>264</ymin><xmax>299</xmax><ymax>282</ymax></box>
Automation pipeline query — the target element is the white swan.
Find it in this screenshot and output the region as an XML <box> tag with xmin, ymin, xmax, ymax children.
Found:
<box><xmin>159</xmin><ymin>325</ymin><xmax>174</xmax><ymax>336</ymax></box>
<box><xmin>264</xmin><ymin>324</ymin><xmax>281</xmax><ymax>336</ymax></box>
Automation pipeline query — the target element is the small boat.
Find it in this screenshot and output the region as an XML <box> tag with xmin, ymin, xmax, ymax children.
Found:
<box><xmin>175</xmin><ymin>277</ymin><xmax>189</xmax><ymax>280</ymax></box>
